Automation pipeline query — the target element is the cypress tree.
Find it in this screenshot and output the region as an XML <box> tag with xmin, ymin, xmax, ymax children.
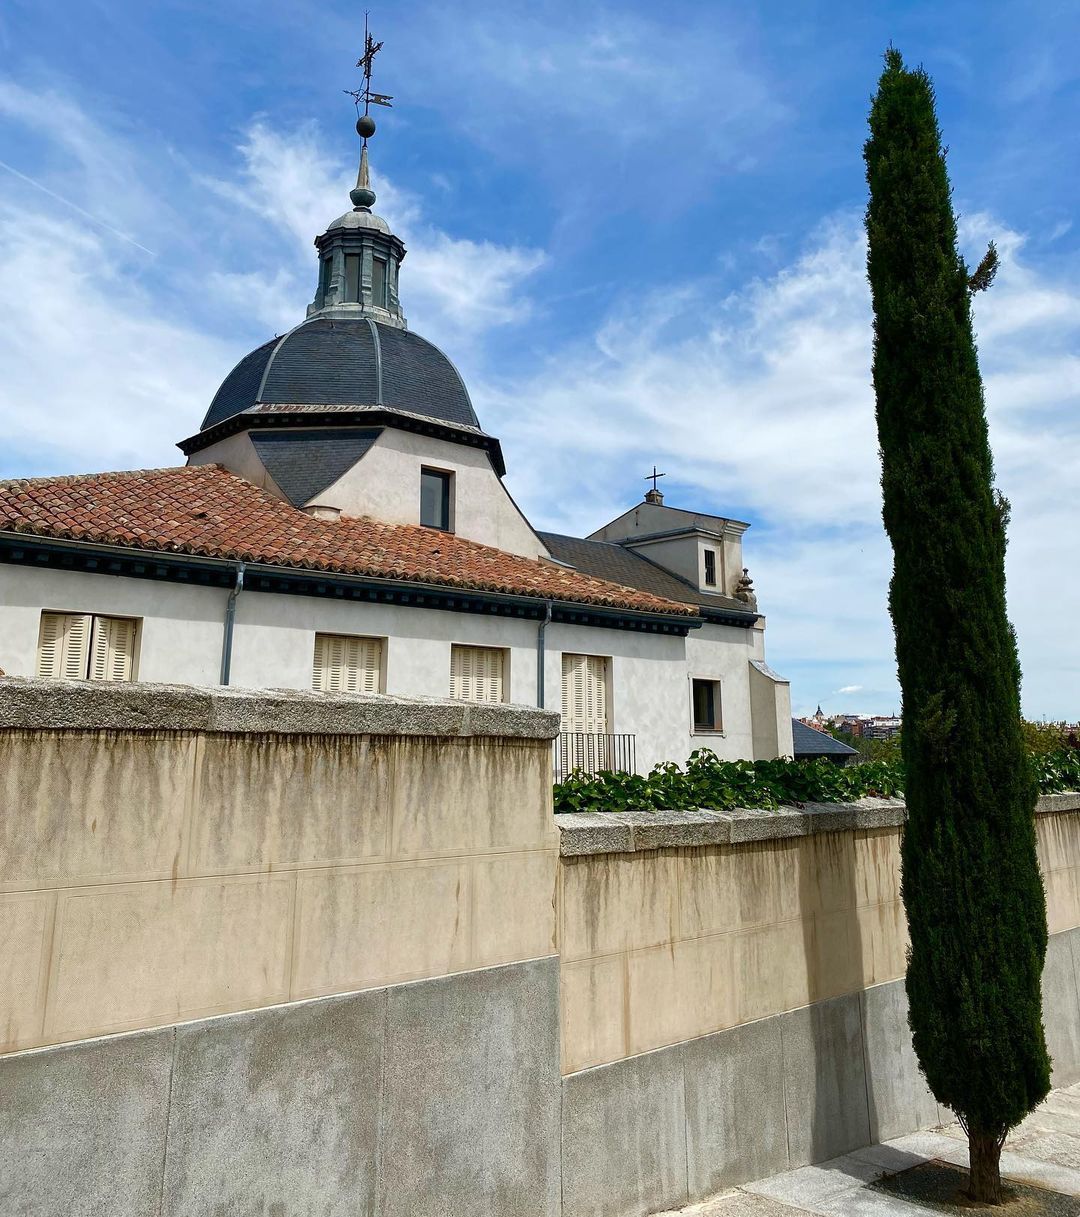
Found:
<box><xmin>864</xmin><ymin>49</ymin><xmax>1050</xmax><ymax>1202</ymax></box>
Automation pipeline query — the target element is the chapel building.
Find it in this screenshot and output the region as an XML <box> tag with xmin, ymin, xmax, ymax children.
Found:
<box><xmin>0</xmin><ymin>121</ymin><xmax>793</xmax><ymax>773</ymax></box>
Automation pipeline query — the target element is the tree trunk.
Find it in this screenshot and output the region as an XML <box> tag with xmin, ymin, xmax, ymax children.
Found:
<box><xmin>969</xmin><ymin>1129</ymin><xmax>1003</xmax><ymax>1204</ymax></box>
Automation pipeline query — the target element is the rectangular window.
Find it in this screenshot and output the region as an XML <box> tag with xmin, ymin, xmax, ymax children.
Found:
<box><xmin>449</xmin><ymin>645</ymin><xmax>506</xmax><ymax>703</ymax></box>
<box><xmin>704</xmin><ymin>549</ymin><xmax>717</xmax><ymax>587</ymax></box>
<box><xmin>37</xmin><ymin>612</ymin><xmax>137</xmax><ymax>682</ymax></box>
<box><xmin>561</xmin><ymin>654</ymin><xmax>609</xmax><ymax>734</ymax></box>
<box><xmin>372</xmin><ymin>256</ymin><xmax>387</xmax><ymax>308</ymax></box>
<box><xmin>420</xmin><ymin>467</ymin><xmax>452</xmax><ymax>530</ymax></box>
<box><xmin>344</xmin><ymin>253</ymin><xmax>362</xmax><ymax>302</ymax></box>
<box><xmin>318</xmin><ymin>256</ymin><xmax>332</xmax><ymax>300</ymax></box>
<box><xmin>692</xmin><ymin>678</ymin><xmax>723</xmax><ymax>732</ymax></box>
<box><xmin>312</xmin><ymin>633</ymin><xmax>384</xmax><ymax>694</ymax></box>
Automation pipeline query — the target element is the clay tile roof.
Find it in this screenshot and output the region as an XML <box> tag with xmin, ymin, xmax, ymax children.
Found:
<box><xmin>0</xmin><ymin>465</ymin><xmax>698</xmax><ymax>618</ymax></box>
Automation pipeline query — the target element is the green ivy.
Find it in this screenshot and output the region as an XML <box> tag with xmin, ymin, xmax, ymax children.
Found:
<box><xmin>553</xmin><ymin>747</ymin><xmax>1080</xmax><ymax>815</ymax></box>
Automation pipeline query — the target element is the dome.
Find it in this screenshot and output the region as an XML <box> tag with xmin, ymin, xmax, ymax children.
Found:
<box><xmin>200</xmin><ymin>316</ymin><xmax>479</xmax><ymax>432</ymax></box>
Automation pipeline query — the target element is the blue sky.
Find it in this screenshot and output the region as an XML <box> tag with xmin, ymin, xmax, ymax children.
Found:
<box><xmin>1</xmin><ymin>0</ymin><xmax>1078</xmax><ymax>718</ymax></box>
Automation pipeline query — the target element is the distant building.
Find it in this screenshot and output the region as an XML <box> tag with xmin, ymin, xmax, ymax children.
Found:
<box><xmin>791</xmin><ymin>719</ymin><xmax>859</xmax><ymax>766</ymax></box>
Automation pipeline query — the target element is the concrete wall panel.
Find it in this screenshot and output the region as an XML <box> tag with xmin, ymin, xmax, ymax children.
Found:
<box><xmin>860</xmin><ymin>980</ymin><xmax>939</xmax><ymax>1143</ymax></box>
<box><xmin>684</xmin><ymin>1017</ymin><xmax>790</xmax><ymax>1199</ymax></box>
<box><xmin>377</xmin><ymin>957</ymin><xmax>561</xmax><ymax>1217</ymax></box>
<box><xmin>45</xmin><ymin>874</ymin><xmax>293</xmax><ymax>1041</ymax></box>
<box><xmin>562</xmin><ymin>1045</ymin><xmax>688</xmax><ymax>1217</ymax></box>
<box><xmin>779</xmin><ymin>993</ymin><xmax>871</xmax><ymax>1166</ymax></box>
<box><xmin>0</xmin><ymin>1028</ymin><xmax>173</xmax><ymax>1217</ymax></box>
<box><xmin>161</xmin><ymin>990</ymin><xmax>386</xmax><ymax>1217</ymax></box>
<box><xmin>191</xmin><ymin>733</ymin><xmax>392</xmax><ymax>873</ymax></box>
<box><xmin>1043</xmin><ymin>926</ymin><xmax>1080</xmax><ymax>1088</ymax></box>
<box><xmin>0</xmin><ymin>729</ymin><xmax>195</xmax><ymax>891</ymax></box>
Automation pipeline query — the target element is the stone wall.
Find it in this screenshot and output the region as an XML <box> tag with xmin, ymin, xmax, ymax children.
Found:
<box><xmin>2</xmin><ymin>679</ymin><xmax>1080</xmax><ymax>1217</ymax></box>
<box><xmin>0</xmin><ymin>679</ymin><xmax>559</xmax><ymax>1054</ymax></box>
<box><xmin>556</xmin><ymin>796</ymin><xmax>1080</xmax><ymax>1217</ymax></box>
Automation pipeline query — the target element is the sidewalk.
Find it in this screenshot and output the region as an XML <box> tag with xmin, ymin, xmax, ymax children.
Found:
<box><xmin>658</xmin><ymin>1083</ymin><xmax>1080</xmax><ymax>1217</ymax></box>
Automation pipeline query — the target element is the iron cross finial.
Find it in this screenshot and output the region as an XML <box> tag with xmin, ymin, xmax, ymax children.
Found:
<box><xmin>644</xmin><ymin>466</ymin><xmax>666</xmax><ymax>493</ymax></box>
<box><xmin>345</xmin><ymin>13</ymin><xmax>394</xmax><ymax>118</ymax></box>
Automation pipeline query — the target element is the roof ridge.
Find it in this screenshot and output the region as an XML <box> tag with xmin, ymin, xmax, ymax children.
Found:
<box><xmin>0</xmin><ymin>464</ymin><xmax>221</xmax><ymax>490</ymax></box>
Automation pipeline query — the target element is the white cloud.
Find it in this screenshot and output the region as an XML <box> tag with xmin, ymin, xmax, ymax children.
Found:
<box><xmin>836</xmin><ymin>685</ymin><xmax>864</xmax><ymax>696</ymax></box>
<box><xmin>205</xmin><ymin>121</ymin><xmax>545</xmax><ymax>346</ymax></box>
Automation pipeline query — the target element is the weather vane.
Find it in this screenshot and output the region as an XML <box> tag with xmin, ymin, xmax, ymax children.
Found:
<box><xmin>345</xmin><ymin>13</ymin><xmax>394</xmax><ymax>145</ymax></box>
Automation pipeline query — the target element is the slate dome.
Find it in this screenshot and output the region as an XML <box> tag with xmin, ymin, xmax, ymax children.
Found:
<box><xmin>200</xmin><ymin>316</ymin><xmax>480</xmax><ymax>432</ymax></box>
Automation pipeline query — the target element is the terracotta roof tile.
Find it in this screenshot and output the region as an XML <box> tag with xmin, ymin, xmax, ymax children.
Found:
<box><xmin>0</xmin><ymin>465</ymin><xmax>698</xmax><ymax>618</ymax></box>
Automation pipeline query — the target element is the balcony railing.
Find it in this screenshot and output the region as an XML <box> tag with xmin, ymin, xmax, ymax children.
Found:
<box><xmin>554</xmin><ymin>732</ymin><xmax>636</xmax><ymax>782</ymax></box>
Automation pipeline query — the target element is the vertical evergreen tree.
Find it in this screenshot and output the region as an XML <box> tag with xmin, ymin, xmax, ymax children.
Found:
<box><xmin>864</xmin><ymin>49</ymin><xmax>1050</xmax><ymax>1203</ymax></box>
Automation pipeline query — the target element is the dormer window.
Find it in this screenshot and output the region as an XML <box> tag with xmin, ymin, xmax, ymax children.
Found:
<box><xmin>372</xmin><ymin>256</ymin><xmax>387</xmax><ymax>309</ymax></box>
<box><xmin>704</xmin><ymin>550</ymin><xmax>717</xmax><ymax>587</ymax></box>
<box><xmin>344</xmin><ymin>254</ymin><xmax>362</xmax><ymax>303</ymax></box>
<box><xmin>420</xmin><ymin>468</ymin><xmax>453</xmax><ymax>531</ymax></box>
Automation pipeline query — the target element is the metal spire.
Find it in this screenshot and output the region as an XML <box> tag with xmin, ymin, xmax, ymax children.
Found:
<box><xmin>345</xmin><ymin>14</ymin><xmax>393</xmax><ymax>212</ymax></box>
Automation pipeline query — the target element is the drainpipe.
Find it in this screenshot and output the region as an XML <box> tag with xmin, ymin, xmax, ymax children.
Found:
<box><xmin>536</xmin><ymin>600</ymin><xmax>553</xmax><ymax>707</ymax></box>
<box><xmin>220</xmin><ymin>562</ymin><xmax>246</xmax><ymax>686</ymax></box>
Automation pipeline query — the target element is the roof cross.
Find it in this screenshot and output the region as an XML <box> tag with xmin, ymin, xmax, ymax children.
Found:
<box><xmin>644</xmin><ymin>466</ymin><xmax>666</xmax><ymax>493</ymax></box>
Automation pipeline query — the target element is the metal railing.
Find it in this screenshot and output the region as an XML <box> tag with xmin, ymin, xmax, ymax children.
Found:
<box><xmin>554</xmin><ymin>732</ymin><xmax>636</xmax><ymax>782</ymax></box>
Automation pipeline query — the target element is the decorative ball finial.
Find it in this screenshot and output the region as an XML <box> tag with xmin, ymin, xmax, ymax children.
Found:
<box><xmin>356</xmin><ymin>114</ymin><xmax>376</xmax><ymax>139</ymax></box>
<box><xmin>344</xmin><ymin>18</ymin><xmax>393</xmax><ymax>213</ymax></box>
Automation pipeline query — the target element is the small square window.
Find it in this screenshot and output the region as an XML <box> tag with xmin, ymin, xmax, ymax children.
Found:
<box><xmin>692</xmin><ymin>678</ymin><xmax>722</xmax><ymax>732</ymax></box>
<box><xmin>420</xmin><ymin>468</ymin><xmax>452</xmax><ymax>530</ymax></box>
<box><xmin>704</xmin><ymin>550</ymin><xmax>717</xmax><ymax>586</ymax></box>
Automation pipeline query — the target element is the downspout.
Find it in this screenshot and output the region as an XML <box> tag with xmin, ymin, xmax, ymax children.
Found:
<box><xmin>536</xmin><ymin>600</ymin><xmax>553</xmax><ymax>707</ymax></box>
<box><xmin>220</xmin><ymin>561</ymin><xmax>246</xmax><ymax>686</ymax></box>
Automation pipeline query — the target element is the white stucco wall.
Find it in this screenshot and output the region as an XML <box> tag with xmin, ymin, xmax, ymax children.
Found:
<box><xmin>315</xmin><ymin>430</ymin><xmax>547</xmax><ymax>559</ymax></box>
<box><xmin>0</xmin><ymin>564</ymin><xmax>788</xmax><ymax>771</ymax></box>
<box><xmin>0</xmin><ymin>566</ymin><xmax>225</xmax><ymax>686</ymax></box>
<box><xmin>186</xmin><ymin>433</ymin><xmax>288</xmax><ymax>499</ymax></box>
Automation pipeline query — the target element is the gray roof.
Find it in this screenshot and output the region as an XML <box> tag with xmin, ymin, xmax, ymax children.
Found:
<box><xmin>250</xmin><ymin>428</ymin><xmax>381</xmax><ymax>506</ymax></box>
<box><xmin>201</xmin><ymin>317</ymin><xmax>478</xmax><ymax>432</ymax></box>
<box><xmin>539</xmin><ymin>532</ymin><xmax>756</xmax><ymax>621</ymax></box>
<box><xmin>791</xmin><ymin>719</ymin><xmax>859</xmax><ymax>757</ymax></box>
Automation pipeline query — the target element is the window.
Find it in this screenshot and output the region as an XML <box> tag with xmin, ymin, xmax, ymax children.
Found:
<box><xmin>704</xmin><ymin>549</ymin><xmax>717</xmax><ymax>587</ymax></box>
<box><xmin>561</xmin><ymin>654</ymin><xmax>609</xmax><ymax>734</ymax></box>
<box><xmin>692</xmin><ymin>678</ymin><xmax>723</xmax><ymax>733</ymax></box>
<box><xmin>450</xmin><ymin>645</ymin><xmax>506</xmax><ymax>703</ymax></box>
<box><xmin>372</xmin><ymin>256</ymin><xmax>387</xmax><ymax>308</ymax></box>
<box><xmin>420</xmin><ymin>468</ymin><xmax>452</xmax><ymax>530</ymax></box>
<box><xmin>37</xmin><ymin>612</ymin><xmax>137</xmax><ymax>682</ymax></box>
<box><xmin>318</xmin><ymin>256</ymin><xmax>332</xmax><ymax>300</ymax></box>
<box><xmin>344</xmin><ymin>254</ymin><xmax>362</xmax><ymax>302</ymax></box>
<box><xmin>312</xmin><ymin>633</ymin><xmax>383</xmax><ymax>693</ymax></box>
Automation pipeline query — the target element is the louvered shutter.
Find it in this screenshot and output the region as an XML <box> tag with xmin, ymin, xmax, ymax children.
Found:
<box><xmin>561</xmin><ymin>654</ymin><xmax>608</xmax><ymax>733</ymax></box>
<box><xmin>37</xmin><ymin>613</ymin><xmax>92</xmax><ymax>680</ymax></box>
<box><xmin>88</xmin><ymin>616</ymin><xmax>136</xmax><ymax>682</ymax></box>
<box><xmin>450</xmin><ymin>646</ymin><xmax>504</xmax><ymax>703</ymax></box>
<box><xmin>313</xmin><ymin>634</ymin><xmax>382</xmax><ymax>693</ymax></box>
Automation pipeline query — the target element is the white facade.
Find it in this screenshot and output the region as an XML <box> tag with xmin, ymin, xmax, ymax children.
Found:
<box><xmin>0</xmin><ymin>563</ymin><xmax>793</xmax><ymax>771</ymax></box>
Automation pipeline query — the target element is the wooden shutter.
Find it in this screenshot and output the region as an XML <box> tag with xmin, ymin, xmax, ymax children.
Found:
<box><xmin>313</xmin><ymin>634</ymin><xmax>382</xmax><ymax>693</ymax></box>
<box><xmin>88</xmin><ymin>616</ymin><xmax>136</xmax><ymax>682</ymax></box>
<box><xmin>561</xmin><ymin>654</ymin><xmax>608</xmax><ymax>733</ymax></box>
<box><xmin>450</xmin><ymin>646</ymin><xmax>504</xmax><ymax>703</ymax></box>
<box><xmin>37</xmin><ymin>613</ymin><xmax>92</xmax><ymax>680</ymax></box>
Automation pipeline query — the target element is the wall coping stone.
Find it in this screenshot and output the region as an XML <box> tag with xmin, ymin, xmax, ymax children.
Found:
<box><xmin>557</xmin><ymin>791</ymin><xmax>1080</xmax><ymax>856</ymax></box>
<box><xmin>0</xmin><ymin>677</ymin><xmax>561</xmax><ymax>740</ymax></box>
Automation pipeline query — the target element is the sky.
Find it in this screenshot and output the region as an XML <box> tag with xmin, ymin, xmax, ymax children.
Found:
<box><xmin>1</xmin><ymin>0</ymin><xmax>1078</xmax><ymax>719</ymax></box>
